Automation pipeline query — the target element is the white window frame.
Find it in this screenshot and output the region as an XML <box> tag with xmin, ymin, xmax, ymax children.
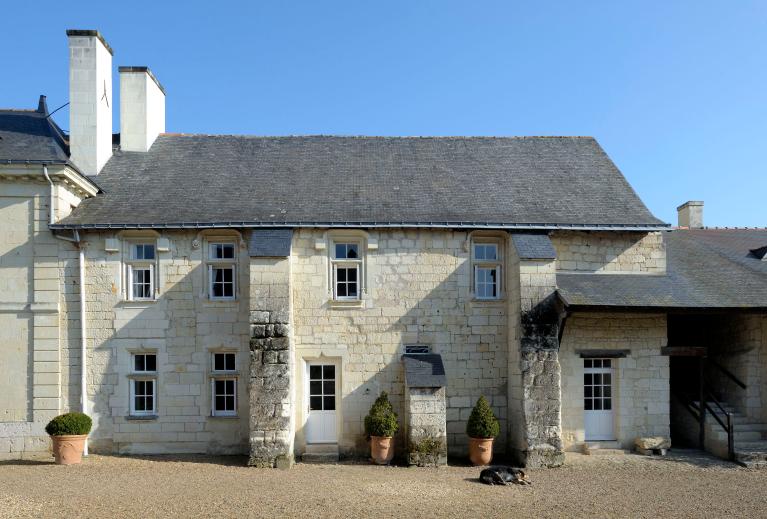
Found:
<box><xmin>472</xmin><ymin>240</ymin><xmax>502</xmax><ymax>300</ymax></box>
<box><xmin>207</xmin><ymin>242</ymin><xmax>237</xmax><ymax>301</ymax></box>
<box><xmin>126</xmin><ymin>242</ymin><xmax>157</xmax><ymax>301</ymax></box>
<box><xmin>129</xmin><ymin>352</ymin><xmax>157</xmax><ymax>416</ymax></box>
<box><xmin>331</xmin><ymin>240</ymin><xmax>363</xmax><ymax>301</ymax></box>
<box><xmin>210</xmin><ymin>352</ymin><xmax>238</xmax><ymax>417</ymax></box>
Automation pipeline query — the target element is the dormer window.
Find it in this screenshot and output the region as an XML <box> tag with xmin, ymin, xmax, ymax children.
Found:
<box><xmin>332</xmin><ymin>242</ymin><xmax>362</xmax><ymax>300</ymax></box>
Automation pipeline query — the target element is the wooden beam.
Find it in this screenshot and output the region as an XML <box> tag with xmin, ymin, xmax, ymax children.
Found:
<box><xmin>661</xmin><ymin>346</ymin><xmax>707</xmax><ymax>357</ymax></box>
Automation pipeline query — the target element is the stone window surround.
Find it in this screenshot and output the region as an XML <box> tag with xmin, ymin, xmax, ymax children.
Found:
<box><xmin>117</xmin><ymin>230</ymin><xmax>162</xmax><ymax>302</ymax></box>
<box><xmin>467</xmin><ymin>231</ymin><xmax>506</xmax><ymax>302</ymax></box>
<box><xmin>197</xmin><ymin>230</ymin><xmax>246</xmax><ymax>303</ymax></box>
<box><xmin>127</xmin><ymin>349</ymin><xmax>158</xmax><ymax>419</ymax></box>
<box><xmin>209</xmin><ymin>348</ymin><xmax>240</xmax><ymax>418</ymax></box>
<box><xmin>324</xmin><ymin>230</ymin><xmax>372</xmax><ymax>306</ymax></box>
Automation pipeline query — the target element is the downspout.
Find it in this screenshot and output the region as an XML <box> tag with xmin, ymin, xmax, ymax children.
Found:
<box><xmin>78</xmin><ymin>230</ymin><xmax>88</xmax><ymax>456</ymax></box>
<box><xmin>45</xmin><ymin>166</ymin><xmax>88</xmax><ymax>455</ymax></box>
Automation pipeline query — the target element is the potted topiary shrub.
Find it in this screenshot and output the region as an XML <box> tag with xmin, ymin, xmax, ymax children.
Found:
<box><xmin>364</xmin><ymin>391</ymin><xmax>399</xmax><ymax>465</ymax></box>
<box><xmin>45</xmin><ymin>412</ymin><xmax>92</xmax><ymax>465</ymax></box>
<box><xmin>466</xmin><ymin>396</ymin><xmax>500</xmax><ymax>466</ymax></box>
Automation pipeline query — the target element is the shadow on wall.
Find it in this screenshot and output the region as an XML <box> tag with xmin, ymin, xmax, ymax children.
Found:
<box><xmin>293</xmin><ymin>233</ymin><xmax>510</xmax><ymax>460</ymax></box>
<box><xmin>62</xmin><ymin>231</ymin><xmax>251</xmax><ymax>456</ymax></box>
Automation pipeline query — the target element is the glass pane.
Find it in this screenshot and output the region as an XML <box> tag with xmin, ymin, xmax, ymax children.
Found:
<box><xmin>604</xmin><ymin>399</ymin><xmax>612</xmax><ymax>410</ymax></box>
<box><xmin>324</xmin><ymin>396</ymin><xmax>336</xmax><ymax>410</ymax></box>
<box><xmin>323</xmin><ymin>365</ymin><xmax>335</xmax><ymax>379</ymax></box>
<box><xmin>146</xmin><ymin>396</ymin><xmax>154</xmax><ymax>412</ymax></box>
<box><xmin>215</xmin><ymin>395</ymin><xmax>226</xmax><ymax>411</ymax></box>
<box><xmin>584</xmin><ymin>398</ymin><xmax>592</xmax><ymax>410</ymax></box>
<box><xmin>594</xmin><ymin>399</ymin><xmax>602</xmax><ymax>410</ymax></box>
<box><xmin>594</xmin><ymin>386</ymin><xmax>602</xmax><ymax>397</ymax></box>
<box><xmin>584</xmin><ymin>386</ymin><xmax>592</xmax><ymax>398</ymax></box>
<box><xmin>604</xmin><ymin>373</ymin><xmax>612</xmax><ymax>385</ymax></box>
<box><xmin>593</xmin><ymin>374</ymin><xmax>602</xmax><ymax>385</ymax></box>
<box><xmin>215</xmin><ymin>380</ymin><xmax>226</xmax><ymax>394</ymax></box>
<box><xmin>146</xmin><ymin>380</ymin><xmax>154</xmax><ymax>394</ymax></box>
<box><xmin>213</xmin><ymin>284</ymin><xmax>223</xmax><ymax>297</ymax></box>
<box><xmin>584</xmin><ymin>359</ymin><xmax>592</xmax><ymax>368</ymax></box>
<box><xmin>310</xmin><ymin>396</ymin><xmax>322</xmax><ymax>410</ymax></box>
<box><xmin>337</xmin><ymin>283</ymin><xmax>347</xmax><ymax>297</ymax></box>
<box><xmin>222</xmin><ymin>244</ymin><xmax>234</xmax><ymax>259</ymax></box>
<box><xmin>214</xmin><ymin>354</ymin><xmax>224</xmax><ymax>371</ymax></box>
<box><xmin>323</xmin><ymin>381</ymin><xmax>334</xmax><ymax>395</ymax></box>
<box><xmin>310</xmin><ymin>381</ymin><xmax>322</xmax><ymax>395</ymax></box>
<box><xmin>584</xmin><ymin>373</ymin><xmax>592</xmax><ymax>385</ymax></box>
<box><xmin>225</xmin><ymin>354</ymin><xmax>235</xmax><ymax>371</ymax></box>
<box><xmin>347</xmin><ymin>244</ymin><xmax>358</xmax><ymax>259</ymax></box>
<box><xmin>604</xmin><ymin>386</ymin><xmax>611</xmax><ymax>398</ymax></box>
<box><xmin>335</xmin><ymin>243</ymin><xmax>346</xmax><ymax>259</ymax></box>
<box><xmin>135</xmin><ymin>397</ymin><xmax>145</xmax><ymax>411</ymax></box>
<box><xmin>214</xmin><ymin>268</ymin><xmax>224</xmax><ymax>283</ymax></box>
<box><xmin>486</xmin><ymin>244</ymin><xmax>497</xmax><ymax>260</ymax></box>
<box><xmin>593</xmin><ymin>359</ymin><xmax>602</xmax><ymax>368</ymax></box>
<box><xmin>225</xmin><ymin>380</ymin><xmax>235</xmax><ymax>394</ymax></box>
<box><xmin>337</xmin><ymin>268</ymin><xmax>346</xmax><ymax>282</ymax></box>
<box><xmin>223</xmin><ymin>283</ymin><xmax>234</xmax><ymax>298</ymax></box>
<box><xmin>136</xmin><ymin>380</ymin><xmax>145</xmax><ymax>394</ymax></box>
<box><xmin>310</xmin><ymin>366</ymin><xmax>321</xmax><ymax>379</ymax></box>
<box><xmin>135</xmin><ymin>355</ymin><xmax>145</xmax><ymax>372</ymax></box>
<box><xmin>348</xmin><ymin>282</ymin><xmax>358</xmax><ymax>297</ymax></box>
<box><xmin>347</xmin><ymin>268</ymin><xmax>357</xmax><ymax>282</ymax></box>
<box><xmin>603</xmin><ymin>359</ymin><xmax>611</xmax><ymax>368</ymax></box>
<box><xmin>225</xmin><ymin>396</ymin><xmax>235</xmax><ymax>411</ymax></box>
<box><xmin>474</xmin><ymin>245</ymin><xmax>485</xmax><ymax>260</ymax></box>
<box><xmin>146</xmin><ymin>355</ymin><xmax>156</xmax><ymax>372</ymax></box>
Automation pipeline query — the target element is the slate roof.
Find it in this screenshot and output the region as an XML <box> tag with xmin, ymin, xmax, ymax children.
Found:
<box><xmin>248</xmin><ymin>229</ymin><xmax>292</xmax><ymax>257</ymax></box>
<box><xmin>401</xmin><ymin>354</ymin><xmax>447</xmax><ymax>388</ymax></box>
<box><xmin>54</xmin><ymin>135</ymin><xmax>666</xmax><ymax>229</ymax></box>
<box><xmin>511</xmin><ymin>234</ymin><xmax>557</xmax><ymax>260</ymax></box>
<box><xmin>0</xmin><ymin>97</ymin><xmax>69</xmax><ymax>163</ymax></box>
<box><xmin>557</xmin><ymin>229</ymin><xmax>767</xmax><ymax>309</ymax></box>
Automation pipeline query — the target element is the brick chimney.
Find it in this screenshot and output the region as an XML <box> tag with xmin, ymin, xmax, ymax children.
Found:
<box><xmin>677</xmin><ymin>201</ymin><xmax>704</xmax><ymax>228</ymax></box>
<box><xmin>67</xmin><ymin>29</ymin><xmax>113</xmax><ymax>175</ymax></box>
<box><xmin>119</xmin><ymin>67</ymin><xmax>166</xmax><ymax>152</ymax></box>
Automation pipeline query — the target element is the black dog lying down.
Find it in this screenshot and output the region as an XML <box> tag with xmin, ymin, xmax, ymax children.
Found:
<box><xmin>479</xmin><ymin>466</ymin><xmax>531</xmax><ymax>485</ymax></box>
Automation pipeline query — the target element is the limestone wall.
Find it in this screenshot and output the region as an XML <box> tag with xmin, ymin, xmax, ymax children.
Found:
<box><xmin>68</xmin><ymin>230</ymin><xmax>250</xmax><ymax>454</ymax></box>
<box><xmin>290</xmin><ymin>229</ymin><xmax>510</xmax><ymax>457</ymax></box>
<box><xmin>551</xmin><ymin>231</ymin><xmax>665</xmax><ymax>273</ymax></box>
<box><xmin>559</xmin><ymin>313</ymin><xmax>669</xmax><ymax>450</ymax></box>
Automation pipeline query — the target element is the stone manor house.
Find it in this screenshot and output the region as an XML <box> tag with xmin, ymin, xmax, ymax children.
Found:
<box><xmin>1</xmin><ymin>30</ymin><xmax>766</xmax><ymax>467</ymax></box>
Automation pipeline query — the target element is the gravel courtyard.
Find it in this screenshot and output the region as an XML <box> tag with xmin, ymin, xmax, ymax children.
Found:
<box><xmin>1</xmin><ymin>450</ymin><xmax>766</xmax><ymax>518</ymax></box>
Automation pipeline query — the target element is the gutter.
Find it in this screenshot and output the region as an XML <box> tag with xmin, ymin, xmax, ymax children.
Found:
<box><xmin>50</xmin><ymin>221</ymin><xmax>671</xmax><ymax>232</ymax></box>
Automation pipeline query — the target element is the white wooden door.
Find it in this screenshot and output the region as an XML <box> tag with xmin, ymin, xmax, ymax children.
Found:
<box><xmin>584</xmin><ymin>358</ymin><xmax>615</xmax><ymax>441</ymax></box>
<box><xmin>306</xmin><ymin>363</ymin><xmax>337</xmax><ymax>444</ymax></box>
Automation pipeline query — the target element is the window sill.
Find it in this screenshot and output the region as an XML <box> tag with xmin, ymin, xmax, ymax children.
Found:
<box><xmin>118</xmin><ymin>300</ymin><xmax>158</xmax><ymax>308</ymax></box>
<box><xmin>126</xmin><ymin>415</ymin><xmax>158</xmax><ymax>421</ymax></box>
<box><xmin>327</xmin><ymin>299</ymin><xmax>365</xmax><ymax>309</ymax></box>
<box><xmin>202</xmin><ymin>299</ymin><xmax>239</xmax><ymax>307</ymax></box>
<box><xmin>470</xmin><ymin>298</ymin><xmax>506</xmax><ymax>305</ymax></box>
<box><xmin>127</xmin><ymin>373</ymin><xmax>158</xmax><ymax>380</ymax></box>
<box><xmin>209</xmin><ymin>414</ymin><xmax>239</xmax><ymax>420</ymax></box>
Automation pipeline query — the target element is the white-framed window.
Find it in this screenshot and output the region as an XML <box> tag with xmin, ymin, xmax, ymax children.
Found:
<box><xmin>211</xmin><ymin>352</ymin><xmax>237</xmax><ymax>416</ymax></box>
<box><xmin>331</xmin><ymin>241</ymin><xmax>362</xmax><ymax>300</ymax></box>
<box><xmin>129</xmin><ymin>352</ymin><xmax>157</xmax><ymax>416</ymax></box>
<box><xmin>126</xmin><ymin>242</ymin><xmax>156</xmax><ymax>301</ymax></box>
<box><xmin>473</xmin><ymin>241</ymin><xmax>501</xmax><ymax>300</ymax></box>
<box><xmin>208</xmin><ymin>242</ymin><xmax>236</xmax><ymax>300</ymax></box>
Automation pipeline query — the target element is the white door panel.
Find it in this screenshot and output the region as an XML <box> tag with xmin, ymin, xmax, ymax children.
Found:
<box><xmin>306</xmin><ymin>363</ymin><xmax>337</xmax><ymax>443</ymax></box>
<box><xmin>584</xmin><ymin>358</ymin><xmax>615</xmax><ymax>441</ymax></box>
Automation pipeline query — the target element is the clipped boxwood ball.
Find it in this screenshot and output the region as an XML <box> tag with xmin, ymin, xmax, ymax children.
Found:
<box><xmin>45</xmin><ymin>412</ymin><xmax>92</xmax><ymax>436</ymax></box>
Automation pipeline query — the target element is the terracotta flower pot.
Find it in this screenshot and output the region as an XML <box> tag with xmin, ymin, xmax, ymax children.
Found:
<box><xmin>51</xmin><ymin>434</ymin><xmax>87</xmax><ymax>465</ymax></box>
<box><xmin>468</xmin><ymin>437</ymin><xmax>494</xmax><ymax>466</ymax></box>
<box><xmin>370</xmin><ymin>436</ymin><xmax>395</xmax><ymax>465</ymax></box>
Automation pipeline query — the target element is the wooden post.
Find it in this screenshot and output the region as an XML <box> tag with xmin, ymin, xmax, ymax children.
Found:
<box><xmin>699</xmin><ymin>357</ymin><xmax>706</xmax><ymax>450</ymax></box>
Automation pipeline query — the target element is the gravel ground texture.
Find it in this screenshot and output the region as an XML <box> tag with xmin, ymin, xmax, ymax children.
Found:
<box><xmin>1</xmin><ymin>450</ymin><xmax>766</xmax><ymax>518</ymax></box>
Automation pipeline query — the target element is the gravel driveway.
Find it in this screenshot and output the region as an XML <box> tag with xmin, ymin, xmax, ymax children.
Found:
<box><xmin>1</xmin><ymin>450</ymin><xmax>766</xmax><ymax>518</ymax></box>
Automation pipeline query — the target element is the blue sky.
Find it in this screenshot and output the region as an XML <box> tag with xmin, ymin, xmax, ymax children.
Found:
<box><xmin>3</xmin><ymin>1</ymin><xmax>765</xmax><ymax>226</ymax></box>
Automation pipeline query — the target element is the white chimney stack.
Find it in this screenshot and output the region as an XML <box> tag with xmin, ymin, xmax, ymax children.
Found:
<box><xmin>119</xmin><ymin>67</ymin><xmax>166</xmax><ymax>152</ymax></box>
<box><xmin>67</xmin><ymin>29</ymin><xmax>113</xmax><ymax>175</ymax></box>
<box><xmin>677</xmin><ymin>201</ymin><xmax>704</xmax><ymax>228</ymax></box>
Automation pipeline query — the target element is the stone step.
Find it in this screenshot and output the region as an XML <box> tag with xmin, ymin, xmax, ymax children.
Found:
<box><xmin>300</xmin><ymin>452</ymin><xmax>340</xmax><ymax>464</ymax></box>
<box><xmin>710</xmin><ymin>430</ymin><xmax>765</xmax><ymax>442</ymax></box>
<box><xmin>581</xmin><ymin>441</ymin><xmax>626</xmax><ymax>455</ymax></box>
<box><xmin>735</xmin><ymin>450</ymin><xmax>767</xmax><ymax>469</ymax></box>
<box><xmin>733</xmin><ymin>440</ymin><xmax>767</xmax><ymax>451</ymax></box>
<box><xmin>304</xmin><ymin>443</ymin><xmax>339</xmax><ymax>454</ymax></box>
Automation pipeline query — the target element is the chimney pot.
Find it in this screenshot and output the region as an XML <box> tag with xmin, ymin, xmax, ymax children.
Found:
<box><xmin>677</xmin><ymin>201</ymin><xmax>704</xmax><ymax>228</ymax></box>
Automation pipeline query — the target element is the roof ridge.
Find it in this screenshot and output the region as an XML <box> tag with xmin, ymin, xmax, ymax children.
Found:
<box><xmin>158</xmin><ymin>133</ymin><xmax>596</xmax><ymax>140</ymax></box>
